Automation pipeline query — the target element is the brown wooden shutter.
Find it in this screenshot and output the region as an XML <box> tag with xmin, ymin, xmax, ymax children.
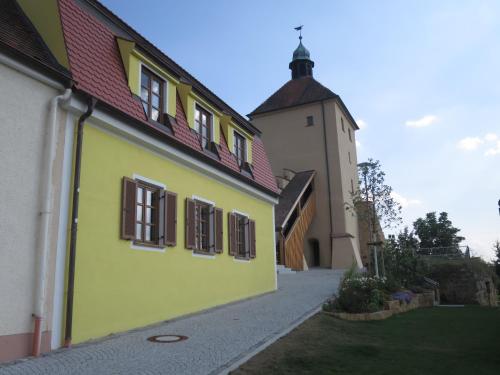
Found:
<box><xmin>228</xmin><ymin>212</ymin><xmax>237</xmax><ymax>256</ymax></box>
<box><xmin>121</xmin><ymin>177</ymin><xmax>137</xmax><ymax>240</ymax></box>
<box><xmin>185</xmin><ymin>198</ymin><xmax>196</xmax><ymax>249</ymax></box>
<box><xmin>165</xmin><ymin>191</ymin><xmax>177</xmax><ymax>246</ymax></box>
<box><xmin>157</xmin><ymin>188</ymin><xmax>166</xmax><ymax>245</ymax></box>
<box><xmin>214</xmin><ymin>208</ymin><xmax>223</xmax><ymax>253</ymax></box>
<box><xmin>249</xmin><ymin>219</ymin><xmax>256</xmax><ymax>259</ymax></box>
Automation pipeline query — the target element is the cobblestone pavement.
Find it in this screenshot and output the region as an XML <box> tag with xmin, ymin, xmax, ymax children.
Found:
<box><xmin>0</xmin><ymin>269</ymin><xmax>343</xmax><ymax>375</ymax></box>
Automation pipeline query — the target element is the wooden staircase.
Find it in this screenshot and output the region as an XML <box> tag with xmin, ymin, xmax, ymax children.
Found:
<box><xmin>275</xmin><ymin>170</ymin><xmax>316</xmax><ymax>271</ymax></box>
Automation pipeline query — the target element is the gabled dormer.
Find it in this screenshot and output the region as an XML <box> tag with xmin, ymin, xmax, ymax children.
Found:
<box><xmin>116</xmin><ymin>39</ymin><xmax>256</xmax><ymax>172</ymax></box>
<box><xmin>117</xmin><ymin>38</ymin><xmax>178</xmax><ymax>123</ymax></box>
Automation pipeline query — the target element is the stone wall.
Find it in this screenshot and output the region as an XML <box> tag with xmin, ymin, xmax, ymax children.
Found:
<box><xmin>429</xmin><ymin>260</ymin><xmax>498</xmax><ymax>306</ymax></box>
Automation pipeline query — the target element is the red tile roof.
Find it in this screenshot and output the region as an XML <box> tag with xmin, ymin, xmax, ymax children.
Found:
<box><xmin>57</xmin><ymin>0</ymin><xmax>278</xmax><ymax>195</ymax></box>
<box><xmin>0</xmin><ymin>0</ymin><xmax>69</xmax><ymax>79</ymax></box>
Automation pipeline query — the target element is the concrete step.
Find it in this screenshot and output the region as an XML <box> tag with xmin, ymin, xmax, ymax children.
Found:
<box><xmin>276</xmin><ymin>265</ymin><xmax>296</xmax><ymax>274</ymax></box>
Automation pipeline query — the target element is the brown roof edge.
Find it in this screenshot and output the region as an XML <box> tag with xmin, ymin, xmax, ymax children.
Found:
<box><xmin>249</xmin><ymin>95</ymin><xmax>359</xmax><ymax>131</ymax></box>
<box><xmin>74</xmin><ymin>89</ymin><xmax>279</xmax><ymax>198</ymax></box>
<box><xmin>0</xmin><ymin>39</ymin><xmax>73</xmax><ymax>85</ymax></box>
<box><xmin>83</xmin><ymin>0</ymin><xmax>261</xmax><ymax>136</ymax></box>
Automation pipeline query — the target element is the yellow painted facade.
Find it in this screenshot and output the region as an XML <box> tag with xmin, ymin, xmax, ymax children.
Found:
<box><xmin>70</xmin><ymin>123</ymin><xmax>276</xmax><ymax>344</ymax></box>
<box><xmin>17</xmin><ymin>0</ymin><xmax>70</xmax><ymax>68</ymax></box>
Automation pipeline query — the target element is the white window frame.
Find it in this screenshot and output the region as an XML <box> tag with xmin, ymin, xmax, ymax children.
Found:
<box><xmin>191</xmin><ymin>195</ymin><xmax>215</xmax><ymax>255</ymax></box>
<box><xmin>232</xmin><ymin>129</ymin><xmax>248</xmax><ymax>164</ymax></box>
<box><xmin>130</xmin><ymin>174</ymin><xmax>167</xmax><ymax>252</ymax></box>
<box><xmin>139</xmin><ymin>62</ymin><xmax>169</xmax><ymax>117</ymax></box>
<box><xmin>232</xmin><ymin>209</ymin><xmax>251</xmax><ymax>261</ymax></box>
<box><xmin>194</xmin><ymin>102</ymin><xmax>214</xmax><ymax>142</ymax></box>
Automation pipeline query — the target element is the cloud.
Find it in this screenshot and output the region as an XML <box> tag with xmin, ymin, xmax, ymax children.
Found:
<box><xmin>484</xmin><ymin>133</ymin><xmax>498</xmax><ymax>142</ymax></box>
<box><xmin>485</xmin><ymin>140</ymin><xmax>500</xmax><ymax>156</ymax></box>
<box><xmin>405</xmin><ymin>115</ymin><xmax>438</xmax><ymax>128</ymax></box>
<box><xmin>391</xmin><ymin>192</ymin><xmax>422</xmax><ymax>208</ymax></box>
<box><xmin>457</xmin><ymin>137</ymin><xmax>483</xmax><ymax>151</ymax></box>
<box><xmin>356</xmin><ymin>119</ymin><xmax>367</xmax><ymax>129</ymax></box>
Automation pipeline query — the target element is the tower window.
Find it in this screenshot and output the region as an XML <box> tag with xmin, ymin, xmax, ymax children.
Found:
<box><xmin>348</xmin><ymin>151</ymin><xmax>351</xmax><ymax>164</ymax></box>
<box><xmin>306</xmin><ymin>115</ymin><xmax>314</xmax><ymax>127</ymax></box>
<box><xmin>348</xmin><ymin>128</ymin><xmax>352</xmax><ymax>142</ymax></box>
<box><xmin>341</xmin><ymin>117</ymin><xmax>345</xmax><ymax>132</ymax></box>
<box><xmin>351</xmin><ymin>179</ymin><xmax>354</xmax><ymax>194</ymax></box>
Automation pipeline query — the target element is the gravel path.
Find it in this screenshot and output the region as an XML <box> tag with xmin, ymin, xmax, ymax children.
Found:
<box><xmin>0</xmin><ymin>269</ymin><xmax>342</xmax><ymax>375</ymax></box>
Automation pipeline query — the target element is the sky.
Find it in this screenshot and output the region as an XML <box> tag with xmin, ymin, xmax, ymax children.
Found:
<box><xmin>101</xmin><ymin>0</ymin><xmax>500</xmax><ymax>261</ymax></box>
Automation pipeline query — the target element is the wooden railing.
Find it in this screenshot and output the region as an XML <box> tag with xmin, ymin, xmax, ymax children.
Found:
<box><xmin>283</xmin><ymin>192</ymin><xmax>316</xmax><ymax>270</ymax></box>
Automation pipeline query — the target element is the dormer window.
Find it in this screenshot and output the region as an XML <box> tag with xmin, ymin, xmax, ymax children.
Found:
<box><xmin>195</xmin><ymin>104</ymin><xmax>212</xmax><ymax>149</ymax></box>
<box><xmin>234</xmin><ymin>131</ymin><xmax>246</xmax><ymax>166</ymax></box>
<box><xmin>141</xmin><ymin>67</ymin><xmax>164</xmax><ymax>122</ymax></box>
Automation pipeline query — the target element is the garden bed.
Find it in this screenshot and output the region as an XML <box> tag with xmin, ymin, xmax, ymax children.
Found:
<box><xmin>324</xmin><ymin>291</ymin><xmax>436</xmax><ymax>321</ymax></box>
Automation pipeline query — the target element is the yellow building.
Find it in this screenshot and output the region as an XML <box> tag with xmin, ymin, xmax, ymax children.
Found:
<box><xmin>17</xmin><ymin>0</ymin><xmax>279</xmax><ymax>349</ymax></box>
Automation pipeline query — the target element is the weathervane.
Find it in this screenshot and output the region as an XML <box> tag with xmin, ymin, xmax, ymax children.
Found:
<box><xmin>294</xmin><ymin>25</ymin><xmax>304</xmax><ymax>40</ymax></box>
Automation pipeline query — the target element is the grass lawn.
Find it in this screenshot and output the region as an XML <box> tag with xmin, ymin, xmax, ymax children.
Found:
<box><xmin>233</xmin><ymin>306</ymin><xmax>500</xmax><ymax>375</ymax></box>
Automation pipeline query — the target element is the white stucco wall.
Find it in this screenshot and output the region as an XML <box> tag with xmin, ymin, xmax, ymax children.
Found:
<box><xmin>0</xmin><ymin>60</ymin><xmax>66</xmax><ymax>336</ymax></box>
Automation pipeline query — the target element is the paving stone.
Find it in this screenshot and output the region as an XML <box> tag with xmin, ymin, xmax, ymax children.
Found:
<box><xmin>0</xmin><ymin>269</ymin><xmax>342</xmax><ymax>375</ymax></box>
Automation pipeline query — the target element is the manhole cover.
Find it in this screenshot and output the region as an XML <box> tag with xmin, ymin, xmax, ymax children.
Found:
<box><xmin>147</xmin><ymin>335</ymin><xmax>188</xmax><ymax>343</ymax></box>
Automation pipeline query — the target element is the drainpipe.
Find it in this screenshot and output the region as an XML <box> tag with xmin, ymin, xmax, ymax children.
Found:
<box><xmin>320</xmin><ymin>101</ymin><xmax>334</xmax><ymax>265</ymax></box>
<box><xmin>64</xmin><ymin>96</ymin><xmax>97</xmax><ymax>348</ymax></box>
<box><xmin>32</xmin><ymin>88</ymin><xmax>72</xmax><ymax>357</ymax></box>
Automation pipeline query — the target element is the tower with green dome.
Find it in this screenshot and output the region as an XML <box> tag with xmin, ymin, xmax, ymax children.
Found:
<box><xmin>289</xmin><ymin>34</ymin><xmax>315</xmax><ymax>79</ymax></box>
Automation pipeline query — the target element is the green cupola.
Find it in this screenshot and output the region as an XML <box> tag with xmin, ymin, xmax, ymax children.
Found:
<box><xmin>289</xmin><ymin>34</ymin><xmax>314</xmax><ymax>79</ymax></box>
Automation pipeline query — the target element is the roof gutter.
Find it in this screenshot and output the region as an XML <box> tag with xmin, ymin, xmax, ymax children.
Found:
<box><xmin>64</xmin><ymin>96</ymin><xmax>98</xmax><ymax>348</ymax></box>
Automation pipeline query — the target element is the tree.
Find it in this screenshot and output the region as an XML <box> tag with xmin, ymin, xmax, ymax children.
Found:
<box><xmin>493</xmin><ymin>240</ymin><xmax>500</xmax><ymax>278</ymax></box>
<box><xmin>354</xmin><ymin>159</ymin><xmax>402</xmax><ymax>277</ymax></box>
<box><xmin>384</xmin><ymin>227</ymin><xmax>425</xmax><ymax>287</ymax></box>
<box><xmin>354</xmin><ymin>158</ymin><xmax>402</xmax><ymax>230</ymax></box>
<box><xmin>413</xmin><ymin>212</ymin><xmax>465</xmax><ymax>255</ymax></box>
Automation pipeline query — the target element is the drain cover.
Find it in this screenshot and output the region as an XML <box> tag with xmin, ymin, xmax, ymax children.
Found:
<box><xmin>147</xmin><ymin>335</ymin><xmax>188</xmax><ymax>343</ymax></box>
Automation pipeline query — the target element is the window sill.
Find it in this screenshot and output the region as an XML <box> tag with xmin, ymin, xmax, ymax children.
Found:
<box><xmin>233</xmin><ymin>257</ymin><xmax>251</xmax><ymax>263</ymax></box>
<box><xmin>192</xmin><ymin>251</ymin><xmax>216</xmax><ymax>259</ymax></box>
<box><xmin>130</xmin><ymin>242</ymin><xmax>166</xmax><ymax>253</ymax></box>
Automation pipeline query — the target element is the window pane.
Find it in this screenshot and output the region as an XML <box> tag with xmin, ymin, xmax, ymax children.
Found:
<box><xmin>136</xmin><ymin>223</ymin><xmax>142</xmax><ymax>240</ymax></box>
<box><xmin>146</xmin><ymin>207</ymin><xmax>152</xmax><ymax>223</ymax></box>
<box><xmin>141</xmin><ymin>71</ymin><xmax>149</xmax><ymax>87</ymax></box>
<box><xmin>137</xmin><ymin>188</ymin><xmax>143</xmax><ymax>203</ymax></box>
<box><xmin>202</xmin><ymin>113</ymin><xmax>207</xmax><ymax>125</ymax></box>
<box><xmin>152</xmin><ymin>80</ymin><xmax>160</xmax><ymax>94</ymax></box>
<box><xmin>145</xmin><ymin>225</ymin><xmax>152</xmax><ymax>241</ymax></box>
<box><xmin>152</xmin><ymin>94</ymin><xmax>160</xmax><ymax>108</ymax></box>
<box><xmin>136</xmin><ymin>206</ymin><xmax>142</xmax><ymax>221</ymax></box>
<box><xmin>195</xmin><ymin>109</ymin><xmax>200</xmax><ymax>121</ymax></box>
<box><xmin>151</xmin><ymin>109</ymin><xmax>159</xmax><ymax>121</ymax></box>
<box><xmin>141</xmin><ymin>87</ymin><xmax>149</xmax><ymax>102</ymax></box>
<box><xmin>142</xmin><ymin>101</ymin><xmax>148</xmax><ymax>114</ymax></box>
<box><xmin>146</xmin><ymin>190</ymin><xmax>152</xmax><ymax>205</ymax></box>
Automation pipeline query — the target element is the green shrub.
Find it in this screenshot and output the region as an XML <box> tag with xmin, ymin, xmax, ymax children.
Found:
<box><xmin>334</xmin><ymin>274</ymin><xmax>388</xmax><ymax>313</ymax></box>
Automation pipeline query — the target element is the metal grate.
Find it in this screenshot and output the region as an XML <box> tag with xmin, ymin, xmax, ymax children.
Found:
<box><xmin>147</xmin><ymin>335</ymin><xmax>188</xmax><ymax>343</ymax></box>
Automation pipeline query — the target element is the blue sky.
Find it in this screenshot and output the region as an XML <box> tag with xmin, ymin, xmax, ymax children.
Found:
<box><xmin>101</xmin><ymin>0</ymin><xmax>500</xmax><ymax>260</ymax></box>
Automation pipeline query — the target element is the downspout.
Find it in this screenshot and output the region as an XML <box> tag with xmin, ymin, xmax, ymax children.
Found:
<box><xmin>64</xmin><ymin>96</ymin><xmax>97</xmax><ymax>348</ymax></box>
<box><xmin>32</xmin><ymin>88</ymin><xmax>72</xmax><ymax>357</ymax></box>
<box><xmin>320</xmin><ymin>101</ymin><xmax>334</xmax><ymax>265</ymax></box>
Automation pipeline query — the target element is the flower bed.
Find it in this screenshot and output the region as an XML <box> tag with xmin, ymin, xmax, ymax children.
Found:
<box><xmin>323</xmin><ymin>268</ymin><xmax>437</xmax><ymax>321</ymax></box>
